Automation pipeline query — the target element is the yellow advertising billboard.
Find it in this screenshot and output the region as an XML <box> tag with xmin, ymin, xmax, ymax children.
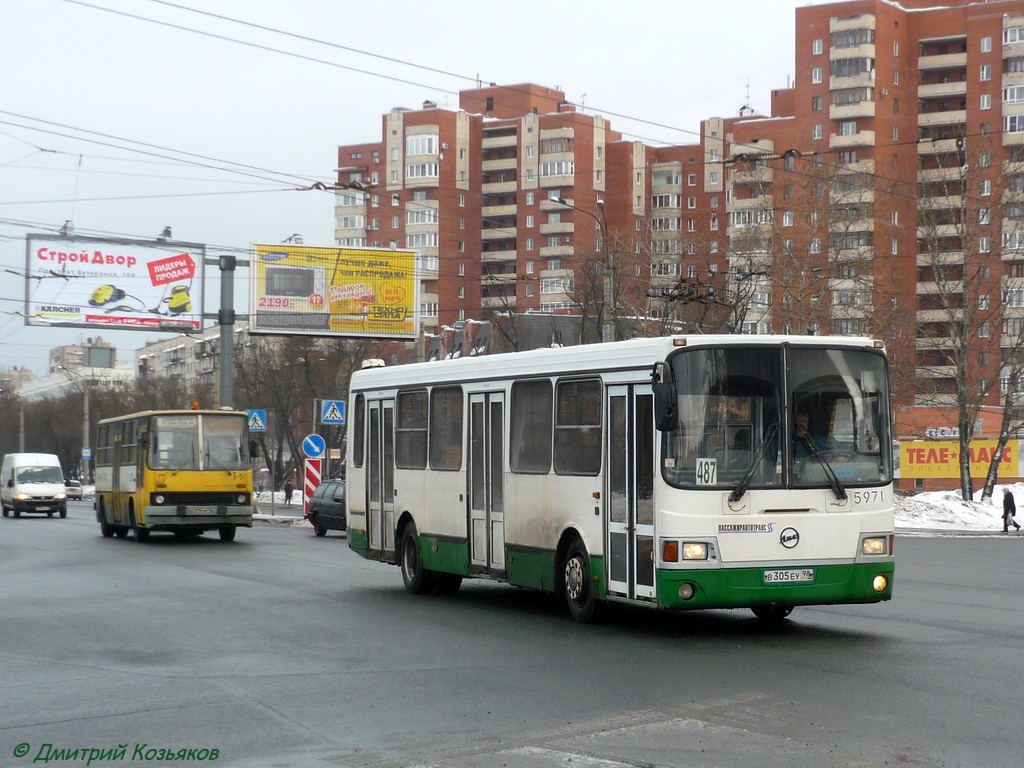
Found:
<box><xmin>250</xmin><ymin>244</ymin><xmax>418</xmax><ymax>339</ymax></box>
<box><xmin>899</xmin><ymin>440</ymin><xmax>1019</xmax><ymax>479</ymax></box>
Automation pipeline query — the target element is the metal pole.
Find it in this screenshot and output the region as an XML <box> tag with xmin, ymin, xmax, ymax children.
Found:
<box><xmin>19</xmin><ymin>401</ymin><xmax>25</xmax><ymax>452</ymax></box>
<box><xmin>82</xmin><ymin>388</ymin><xmax>90</xmax><ymax>483</ymax></box>
<box><xmin>218</xmin><ymin>254</ymin><xmax>236</xmax><ymax>409</ymax></box>
<box><xmin>597</xmin><ymin>200</ymin><xmax>615</xmax><ymax>343</ymax></box>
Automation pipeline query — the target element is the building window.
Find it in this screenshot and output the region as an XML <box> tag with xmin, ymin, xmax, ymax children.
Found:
<box><xmin>980</xmin><ymin>179</ymin><xmax>991</xmax><ymax>196</ymax></box>
<box><xmin>391</xmin><ymin>194</ymin><xmax>400</xmax><ymax>206</ymax></box>
<box><xmin>981</xmin><ymin>64</ymin><xmax>993</xmax><ymax>82</ymax></box>
<box><xmin>813</xmin><ymin>38</ymin><xmax>823</xmax><ymax>55</ymax></box>
<box><xmin>526</xmin><ymin>237</ymin><xmax>534</xmax><ymax>251</ymax></box>
<box><xmin>840</xmin><ymin>120</ymin><xmax>857</xmax><ymax>136</ymax></box>
<box><xmin>811</xmin><ymin>95</ymin><xmax>823</xmax><ymax>111</ymax></box>
<box><xmin>457</xmin><ymin>286</ymin><xmax>465</xmax><ymax>299</ymax></box>
<box><xmin>391</xmin><ymin>216</ymin><xmax>400</xmax><ymax>228</ymax></box>
<box><xmin>687</xmin><ymin>196</ymin><xmax>697</xmax><ymax>209</ymax></box>
<box><xmin>812</xmin><ymin>124</ymin><xmax>823</xmax><ymax>140</ymax></box>
<box><xmin>982</xmin><ymin>36</ymin><xmax>992</xmax><ymax>53</ymax></box>
<box><xmin>812</xmin><ymin>67</ymin><xmax>823</xmax><ymax>84</ymax></box>
<box><xmin>459</xmin><ymin>194</ymin><xmax>466</xmax><ymax>207</ymax></box>
<box><xmin>688</xmin><ymin>173</ymin><xmax>697</xmax><ymax>186</ymax></box>
<box><xmin>981</xmin><ymin>93</ymin><xmax>992</xmax><ymax>110</ymax></box>
<box><xmin>783</xmin><ymin>211</ymin><xmax>794</xmax><ymax>227</ymax></box>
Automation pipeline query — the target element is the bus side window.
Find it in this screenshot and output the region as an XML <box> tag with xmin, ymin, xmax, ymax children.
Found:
<box><xmin>554</xmin><ymin>378</ymin><xmax>601</xmax><ymax>476</ymax></box>
<box><xmin>395</xmin><ymin>390</ymin><xmax>428</xmax><ymax>469</ymax></box>
<box><xmin>510</xmin><ymin>380</ymin><xmax>553</xmax><ymax>473</ymax></box>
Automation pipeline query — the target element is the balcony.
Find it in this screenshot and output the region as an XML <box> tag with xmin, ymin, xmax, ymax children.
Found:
<box><xmin>918</xmin><ymin>52</ymin><xmax>967</xmax><ymax>71</ymax></box>
<box><xmin>729</xmin><ymin>195</ymin><xmax>773</xmax><ymax>211</ymax></box>
<box><xmin>830</xmin><ymin>101</ymin><xmax>875</xmax><ymax>120</ymax></box>
<box><xmin>830</xmin><ymin>43</ymin><xmax>875</xmax><ymax>61</ymax></box>
<box><xmin>539</xmin><ymin>222</ymin><xmax>574</xmax><ymax>236</ymax></box>
<box><xmin>829</xmin><ymin>130</ymin><xmax>876</xmax><ymax>149</ymax></box>
<box><xmin>731</xmin><ymin>166</ymin><xmax>774</xmax><ymax>185</ymax></box>
<box><xmin>918</xmin><ymin>81</ymin><xmax>967</xmax><ymax>99</ymax></box>
<box><xmin>830</xmin><ymin>15</ymin><xmax>874</xmax><ymax>33</ymax></box>
<box><xmin>482</xmin><ymin>157</ymin><xmax>517</xmax><ymax>173</ymax></box>
<box><xmin>481</xmin><ymin>203</ymin><xmax>517</xmax><ymax>218</ymax></box>
<box><xmin>829</xmin><ymin>73</ymin><xmax>874</xmax><ymax>90</ymax></box>
<box><xmin>539</xmin><ymin>244</ymin><xmax>574</xmax><ymax>258</ymax></box>
<box><xmin>918</xmin><ymin>110</ymin><xmax>967</xmax><ymax>128</ymax></box>
<box><xmin>481</xmin><ymin>249</ymin><xmax>517</xmax><ymax>264</ymax></box>
<box><xmin>917</xmin><ymin>138</ymin><xmax>960</xmax><ymax>156</ymax></box>
<box><xmin>482</xmin><ymin>134</ymin><xmax>518</xmax><ymax>149</ymax></box>
<box><xmin>482</xmin><ymin>180</ymin><xmax>518</xmax><ymax>194</ymax></box>
<box><xmin>481</xmin><ymin>227</ymin><xmax>516</xmax><ymax>241</ymax></box>
<box><xmin>915</xmin><ymin>250</ymin><xmax>965</xmax><ymax>267</ymax></box>
<box><xmin>918</xmin><ymin>166</ymin><xmax>963</xmax><ymax>184</ymax></box>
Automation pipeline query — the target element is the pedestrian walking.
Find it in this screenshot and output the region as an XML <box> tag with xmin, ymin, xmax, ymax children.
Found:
<box><xmin>284</xmin><ymin>479</ymin><xmax>294</xmax><ymax>506</ymax></box>
<box><xmin>1003</xmin><ymin>488</ymin><xmax>1021</xmax><ymax>533</ymax></box>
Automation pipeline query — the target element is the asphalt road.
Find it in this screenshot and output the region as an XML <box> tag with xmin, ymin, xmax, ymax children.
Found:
<box><xmin>1</xmin><ymin>501</ymin><xmax>1022</xmax><ymax>768</ymax></box>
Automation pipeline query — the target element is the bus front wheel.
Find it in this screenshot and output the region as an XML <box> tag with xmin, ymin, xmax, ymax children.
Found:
<box><xmin>562</xmin><ymin>535</ymin><xmax>599</xmax><ymax>623</ymax></box>
<box><xmin>400</xmin><ymin>523</ymin><xmax>434</xmax><ymax>595</ymax></box>
<box><xmin>131</xmin><ymin>512</ymin><xmax>149</xmax><ymax>543</ymax></box>
<box><xmin>98</xmin><ymin>505</ymin><xmax>114</xmax><ymax>538</ymax></box>
<box><xmin>751</xmin><ymin>605</ymin><xmax>794</xmax><ymax>622</ymax></box>
<box><xmin>218</xmin><ymin>525</ymin><xmax>236</xmax><ymax>542</ymax></box>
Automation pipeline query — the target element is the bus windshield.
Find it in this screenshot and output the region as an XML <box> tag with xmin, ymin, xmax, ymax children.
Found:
<box><xmin>150</xmin><ymin>414</ymin><xmax>250</xmax><ymax>471</ymax></box>
<box><xmin>662</xmin><ymin>345</ymin><xmax>891</xmax><ymax>490</ymax></box>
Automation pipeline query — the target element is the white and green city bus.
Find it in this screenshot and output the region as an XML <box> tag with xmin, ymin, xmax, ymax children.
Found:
<box><xmin>346</xmin><ymin>335</ymin><xmax>894</xmax><ymax>622</ymax></box>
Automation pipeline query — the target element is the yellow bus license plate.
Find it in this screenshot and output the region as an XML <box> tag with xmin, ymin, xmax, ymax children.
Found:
<box><xmin>763</xmin><ymin>568</ymin><xmax>814</xmax><ymax>584</ymax></box>
<box><xmin>186</xmin><ymin>505</ymin><xmax>214</xmax><ymax>516</ymax></box>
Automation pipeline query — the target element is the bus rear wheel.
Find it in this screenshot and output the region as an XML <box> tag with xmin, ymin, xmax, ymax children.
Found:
<box><xmin>562</xmin><ymin>535</ymin><xmax>599</xmax><ymax>623</ymax></box>
<box><xmin>400</xmin><ymin>523</ymin><xmax>434</xmax><ymax>595</ymax></box>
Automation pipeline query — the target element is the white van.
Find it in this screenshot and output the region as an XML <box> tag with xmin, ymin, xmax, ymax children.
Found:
<box><xmin>1</xmin><ymin>453</ymin><xmax>68</xmax><ymax>519</ymax></box>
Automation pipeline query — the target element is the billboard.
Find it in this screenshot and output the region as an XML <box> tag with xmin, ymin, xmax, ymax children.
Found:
<box><xmin>25</xmin><ymin>234</ymin><xmax>205</xmax><ymax>332</ymax></box>
<box><xmin>899</xmin><ymin>439</ymin><xmax>1020</xmax><ymax>479</ymax></box>
<box><xmin>250</xmin><ymin>244</ymin><xmax>418</xmax><ymax>339</ymax></box>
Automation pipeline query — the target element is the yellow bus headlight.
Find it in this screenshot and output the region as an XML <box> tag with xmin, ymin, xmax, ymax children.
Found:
<box><xmin>862</xmin><ymin>537</ymin><xmax>888</xmax><ymax>556</ymax></box>
<box><xmin>682</xmin><ymin>542</ymin><xmax>708</xmax><ymax>560</ymax></box>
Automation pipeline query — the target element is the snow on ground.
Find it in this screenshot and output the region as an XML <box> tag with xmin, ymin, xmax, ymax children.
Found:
<box><xmin>895</xmin><ymin>482</ymin><xmax>1023</xmax><ymax>532</ymax></box>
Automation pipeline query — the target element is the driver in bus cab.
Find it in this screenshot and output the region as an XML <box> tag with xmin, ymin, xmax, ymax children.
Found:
<box><xmin>793</xmin><ymin>405</ymin><xmax>827</xmax><ymax>461</ymax></box>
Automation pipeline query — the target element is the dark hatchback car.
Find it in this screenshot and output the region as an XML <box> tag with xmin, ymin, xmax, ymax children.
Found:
<box><xmin>305</xmin><ymin>479</ymin><xmax>345</xmax><ymax>536</ymax></box>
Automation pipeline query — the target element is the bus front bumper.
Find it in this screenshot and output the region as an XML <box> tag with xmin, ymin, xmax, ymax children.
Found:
<box><xmin>141</xmin><ymin>505</ymin><xmax>254</xmax><ymax>530</ymax></box>
<box><xmin>656</xmin><ymin>562</ymin><xmax>895</xmax><ymax>611</ymax></box>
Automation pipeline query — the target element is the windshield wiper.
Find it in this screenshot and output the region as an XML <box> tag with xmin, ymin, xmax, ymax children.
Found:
<box><xmin>798</xmin><ymin>437</ymin><xmax>848</xmax><ymax>501</ymax></box>
<box><xmin>729</xmin><ymin>423</ymin><xmax>778</xmax><ymax>504</ymax></box>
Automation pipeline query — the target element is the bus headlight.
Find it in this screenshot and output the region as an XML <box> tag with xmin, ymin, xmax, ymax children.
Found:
<box><xmin>678</xmin><ymin>583</ymin><xmax>696</xmax><ymax>600</ymax></box>
<box><xmin>154</xmin><ymin>494</ymin><xmax>165</xmax><ymax>505</ymax></box>
<box><xmin>873</xmin><ymin>574</ymin><xmax>889</xmax><ymax>592</ymax></box>
<box><xmin>862</xmin><ymin>536</ymin><xmax>888</xmax><ymax>556</ymax></box>
<box><xmin>682</xmin><ymin>542</ymin><xmax>708</xmax><ymax>561</ymax></box>
<box><xmin>236</xmin><ymin>494</ymin><xmax>248</xmax><ymax>504</ymax></box>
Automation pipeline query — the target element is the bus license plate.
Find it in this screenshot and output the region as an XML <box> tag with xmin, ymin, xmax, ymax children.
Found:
<box><xmin>763</xmin><ymin>568</ymin><xmax>814</xmax><ymax>584</ymax></box>
<box><xmin>185</xmin><ymin>505</ymin><xmax>214</xmax><ymax>516</ymax></box>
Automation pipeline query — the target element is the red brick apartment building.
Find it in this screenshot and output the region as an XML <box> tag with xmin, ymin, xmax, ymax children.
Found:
<box><xmin>335</xmin><ymin>1</ymin><xmax>1024</xmax><ymax>454</ymax></box>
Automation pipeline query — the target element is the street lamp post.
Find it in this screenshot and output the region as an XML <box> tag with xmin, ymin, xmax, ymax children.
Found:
<box><xmin>555</xmin><ymin>197</ymin><xmax>615</xmax><ymax>342</ymax></box>
<box><xmin>59</xmin><ymin>366</ymin><xmax>90</xmax><ymax>483</ymax></box>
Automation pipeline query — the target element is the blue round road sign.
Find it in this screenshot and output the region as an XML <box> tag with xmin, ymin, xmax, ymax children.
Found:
<box><xmin>302</xmin><ymin>433</ymin><xmax>326</xmax><ymax>458</ymax></box>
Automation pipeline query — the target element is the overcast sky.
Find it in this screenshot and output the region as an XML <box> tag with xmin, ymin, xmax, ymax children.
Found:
<box><xmin>1</xmin><ymin>0</ymin><xmax>822</xmax><ymax>376</ymax></box>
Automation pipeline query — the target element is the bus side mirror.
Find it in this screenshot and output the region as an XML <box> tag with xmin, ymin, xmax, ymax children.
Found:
<box><xmin>651</xmin><ymin>362</ymin><xmax>677</xmax><ymax>432</ymax></box>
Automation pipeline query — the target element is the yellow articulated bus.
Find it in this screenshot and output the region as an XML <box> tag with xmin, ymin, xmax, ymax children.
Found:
<box><xmin>94</xmin><ymin>409</ymin><xmax>255</xmax><ymax>542</ymax></box>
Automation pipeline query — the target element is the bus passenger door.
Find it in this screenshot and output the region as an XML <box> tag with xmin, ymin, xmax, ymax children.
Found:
<box><xmin>606</xmin><ymin>385</ymin><xmax>656</xmax><ymax>601</ymax></box>
<box><xmin>367</xmin><ymin>399</ymin><xmax>396</xmax><ymax>560</ymax></box>
<box><xmin>468</xmin><ymin>392</ymin><xmax>505</xmax><ymax>575</ymax></box>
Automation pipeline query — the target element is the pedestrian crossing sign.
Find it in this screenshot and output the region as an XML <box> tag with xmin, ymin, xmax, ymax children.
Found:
<box><xmin>246</xmin><ymin>409</ymin><xmax>267</xmax><ymax>432</ymax></box>
<box><xmin>320</xmin><ymin>399</ymin><xmax>346</xmax><ymax>425</ymax></box>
